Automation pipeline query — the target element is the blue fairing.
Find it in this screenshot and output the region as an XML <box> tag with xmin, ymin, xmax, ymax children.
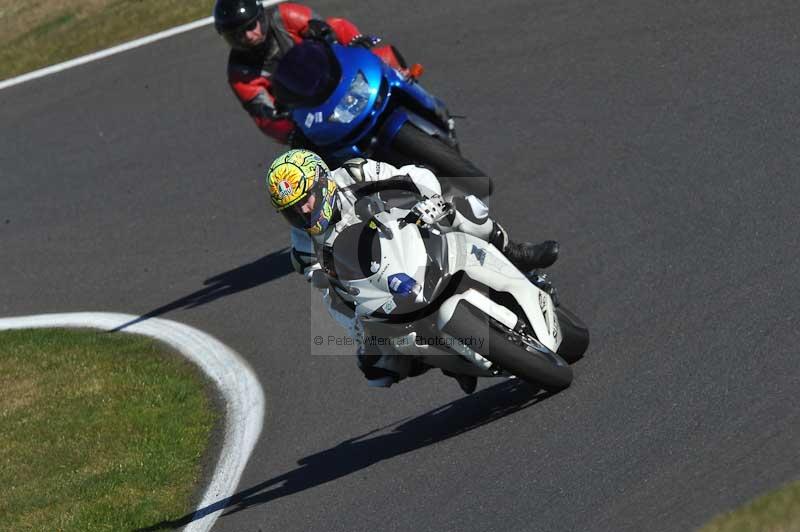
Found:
<box><xmin>287</xmin><ymin>43</ymin><xmax>450</xmax><ymax>164</ymax></box>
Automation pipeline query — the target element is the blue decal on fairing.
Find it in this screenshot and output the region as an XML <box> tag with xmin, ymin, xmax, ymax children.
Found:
<box><xmin>471</xmin><ymin>245</ymin><xmax>487</xmax><ymax>265</ymax></box>
<box><xmin>388</xmin><ymin>273</ymin><xmax>417</xmax><ymax>295</ymax></box>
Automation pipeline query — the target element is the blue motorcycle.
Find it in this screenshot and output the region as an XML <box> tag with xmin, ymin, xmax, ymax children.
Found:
<box><xmin>272</xmin><ymin>41</ymin><xmax>492</xmax><ymax>198</ymax></box>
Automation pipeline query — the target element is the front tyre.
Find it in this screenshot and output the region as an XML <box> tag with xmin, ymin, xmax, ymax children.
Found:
<box><xmin>387</xmin><ymin>123</ymin><xmax>493</xmax><ymax>199</ymax></box>
<box><xmin>555</xmin><ymin>307</ymin><xmax>590</xmax><ymax>364</ymax></box>
<box><xmin>442</xmin><ymin>300</ymin><xmax>573</xmax><ymax>392</ymax></box>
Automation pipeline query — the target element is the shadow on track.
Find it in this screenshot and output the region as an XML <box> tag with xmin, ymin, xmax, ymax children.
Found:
<box><xmin>110</xmin><ymin>248</ymin><xmax>293</xmax><ymax>332</ymax></box>
<box><xmin>138</xmin><ymin>379</ymin><xmax>550</xmax><ymax>531</ymax></box>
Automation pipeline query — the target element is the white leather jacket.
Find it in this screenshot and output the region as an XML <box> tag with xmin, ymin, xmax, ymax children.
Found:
<box><xmin>288</xmin><ymin>158</ymin><xmax>496</xmax><ymax>385</ymax></box>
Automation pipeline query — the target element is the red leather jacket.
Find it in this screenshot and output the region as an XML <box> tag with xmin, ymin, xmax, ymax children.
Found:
<box><xmin>227</xmin><ymin>2</ymin><xmax>404</xmax><ymax>143</ymax></box>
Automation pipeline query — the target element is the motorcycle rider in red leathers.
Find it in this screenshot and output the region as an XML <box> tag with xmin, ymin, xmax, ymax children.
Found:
<box><xmin>213</xmin><ymin>0</ymin><xmax>408</xmax><ymax>144</ymax></box>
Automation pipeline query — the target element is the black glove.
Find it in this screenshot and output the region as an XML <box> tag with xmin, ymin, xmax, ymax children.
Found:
<box><xmin>302</xmin><ymin>19</ymin><xmax>336</xmax><ymax>43</ymax></box>
<box><xmin>248</xmin><ymin>101</ymin><xmax>290</xmax><ymax>121</ymax></box>
<box><xmin>349</xmin><ymin>34</ymin><xmax>382</xmax><ymax>49</ymax></box>
<box><xmin>269</xmin><ymin>107</ymin><xmax>291</xmax><ymax>120</ymax></box>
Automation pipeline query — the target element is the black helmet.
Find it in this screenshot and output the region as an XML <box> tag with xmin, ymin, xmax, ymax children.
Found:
<box><xmin>213</xmin><ymin>0</ymin><xmax>265</xmax><ymax>49</ymax></box>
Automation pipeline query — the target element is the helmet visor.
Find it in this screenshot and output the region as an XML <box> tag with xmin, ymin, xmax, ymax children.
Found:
<box><xmin>279</xmin><ymin>180</ymin><xmax>328</xmax><ymax>229</ymax></box>
<box><xmin>221</xmin><ymin>17</ymin><xmax>260</xmax><ymax>48</ymax></box>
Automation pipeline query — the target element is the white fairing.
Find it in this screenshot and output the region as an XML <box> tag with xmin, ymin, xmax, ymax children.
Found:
<box><xmin>443</xmin><ymin>232</ymin><xmax>562</xmax><ymax>352</ymax></box>
<box><xmin>436</xmin><ymin>289</ymin><xmax>517</xmax><ymax>331</ymax></box>
<box><xmin>334</xmin><ymin>207</ymin><xmax>562</xmax><ymax>373</ymax></box>
<box><xmin>338</xmin><ymin>209</ymin><xmax>428</xmax><ymax>318</ymax></box>
<box><xmin>436</xmin><ymin>289</ymin><xmax>513</xmax><ymax>371</ymax></box>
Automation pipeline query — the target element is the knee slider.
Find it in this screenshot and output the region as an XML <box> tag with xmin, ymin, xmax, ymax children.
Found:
<box><xmin>452</xmin><ymin>195</ymin><xmax>490</xmax><ymax>224</ymax></box>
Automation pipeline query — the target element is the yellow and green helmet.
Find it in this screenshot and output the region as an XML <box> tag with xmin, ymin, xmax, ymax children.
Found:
<box><xmin>267</xmin><ymin>149</ymin><xmax>338</xmax><ymax>235</ymax></box>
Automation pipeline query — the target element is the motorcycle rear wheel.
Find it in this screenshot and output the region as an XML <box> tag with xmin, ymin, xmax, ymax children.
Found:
<box><xmin>387</xmin><ymin>123</ymin><xmax>493</xmax><ymax>199</ymax></box>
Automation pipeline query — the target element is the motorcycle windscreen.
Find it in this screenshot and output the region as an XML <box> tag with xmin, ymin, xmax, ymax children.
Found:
<box><xmin>329</xmin><ymin>221</ymin><xmax>381</xmax><ymax>281</ymax></box>
<box><xmin>272</xmin><ymin>42</ymin><xmax>342</xmax><ymax>108</ymax></box>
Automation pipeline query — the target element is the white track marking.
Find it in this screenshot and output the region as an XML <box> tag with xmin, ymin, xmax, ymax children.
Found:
<box><xmin>0</xmin><ymin>312</ymin><xmax>265</xmax><ymax>532</ymax></box>
<box><xmin>0</xmin><ymin>18</ymin><xmax>212</xmax><ymax>91</ymax></box>
<box><xmin>0</xmin><ymin>0</ymin><xmax>282</xmax><ymax>91</ymax></box>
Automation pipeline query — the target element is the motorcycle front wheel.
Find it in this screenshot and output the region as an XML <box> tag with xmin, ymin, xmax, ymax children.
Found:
<box><xmin>442</xmin><ymin>299</ymin><xmax>573</xmax><ymax>392</ymax></box>
<box><xmin>555</xmin><ymin>307</ymin><xmax>590</xmax><ymax>364</ymax></box>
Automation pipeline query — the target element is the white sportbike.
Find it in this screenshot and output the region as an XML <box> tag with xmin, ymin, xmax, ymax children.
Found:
<box><xmin>320</xmin><ymin>192</ymin><xmax>589</xmax><ymax>392</ymax></box>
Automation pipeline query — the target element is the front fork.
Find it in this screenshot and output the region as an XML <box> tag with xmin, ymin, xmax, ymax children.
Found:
<box><xmin>432</xmin><ymin>98</ymin><xmax>459</xmax><ymax>147</ymax></box>
<box><xmin>528</xmin><ymin>271</ymin><xmax>560</xmax><ymax>307</ymax></box>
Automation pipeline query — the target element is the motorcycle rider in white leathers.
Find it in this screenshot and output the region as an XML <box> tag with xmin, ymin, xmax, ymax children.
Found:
<box><xmin>266</xmin><ymin>149</ymin><xmax>559</xmax><ymax>393</ymax></box>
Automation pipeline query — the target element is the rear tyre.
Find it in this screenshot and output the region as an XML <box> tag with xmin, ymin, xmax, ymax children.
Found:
<box><xmin>443</xmin><ymin>300</ymin><xmax>573</xmax><ymax>392</ymax></box>
<box><xmin>387</xmin><ymin>123</ymin><xmax>493</xmax><ymax>199</ymax></box>
<box><xmin>555</xmin><ymin>307</ymin><xmax>590</xmax><ymax>364</ymax></box>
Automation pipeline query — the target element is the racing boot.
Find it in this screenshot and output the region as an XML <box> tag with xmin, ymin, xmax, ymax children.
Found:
<box><xmin>504</xmin><ymin>240</ymin><xmax>559</xmax><ymax>271</ymax></box>
<box><xmin>489</xmin><ymin>222</ymin><xmax>559</xmax><ymax>271</ymax></box>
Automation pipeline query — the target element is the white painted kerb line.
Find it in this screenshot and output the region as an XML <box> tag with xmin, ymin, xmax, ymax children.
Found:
<box><xmin>0</xmin><ymin>17</ymin><xmax>212</xmax><ymax>91</ymax></box>
<box><xmin>0</xmin><ymin>312</ymin><xmax>265</xmax><ymax>532</ymax></box>
<box><xmin>0</xmin><ymin>0</ymin><xmax>284</xmax><ymax>92</ymax></box>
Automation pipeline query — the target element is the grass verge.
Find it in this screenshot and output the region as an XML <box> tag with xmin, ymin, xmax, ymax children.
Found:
<box><xmin>0</xmin><ymin>328</ymin><xmax>217</xmax><ymax>532</ymax></box>
<box><xmin>699</xmin><ymin>481</ymin><xmax>800</xmax><ymax>532</ymax></box>
<box><xmin>0</xmin><ymin>0</ymin><xmax>212</xmax><ymax>80</ymax></box>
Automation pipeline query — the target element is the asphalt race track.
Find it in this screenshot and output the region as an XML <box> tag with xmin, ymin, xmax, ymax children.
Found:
<box><xmin>2</xmin><ymin>1</ymin><xmax>799</xmax><ymax>531</ymax></box>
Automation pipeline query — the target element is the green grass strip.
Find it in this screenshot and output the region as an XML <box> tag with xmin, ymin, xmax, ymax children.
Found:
<box><xmin>0</xmin><ymin>328</ymin><xmax>217</xmax><ymax>532</ymax></box>
<box><xmin>699</xmin><ymin>481</ymin><xmax>800</xmax><ymax>532</ymax></box>
<box><xmin>0</xmin><ymin>0</ymin><xmax>213</xmax><ymax>80</ymax></box>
